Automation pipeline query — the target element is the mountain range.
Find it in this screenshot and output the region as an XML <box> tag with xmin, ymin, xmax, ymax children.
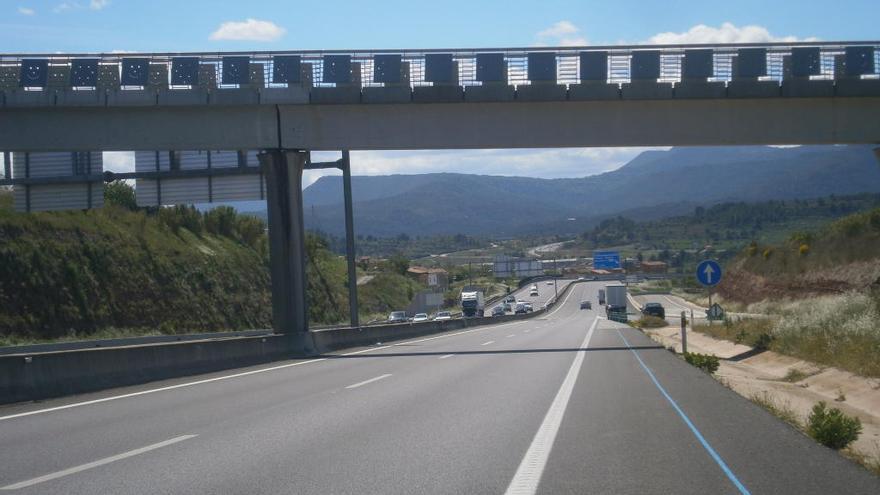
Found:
<box><xmin>297</xmin><ymin>145</ymin><xmax>880</xmax><ymax>237</ymax></box>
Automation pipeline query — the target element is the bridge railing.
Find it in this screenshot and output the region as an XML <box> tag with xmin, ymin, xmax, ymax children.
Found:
<box><xmin>1</xmin><ymin>41</ymin><xmax>877</xmax><ymax>93</ymax></box>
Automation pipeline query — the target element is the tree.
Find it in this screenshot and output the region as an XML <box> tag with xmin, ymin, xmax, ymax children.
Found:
<box><xmin>104</xmin><ymin>180</ymin><xmax>138</xmax><ymax>210</ymax></box>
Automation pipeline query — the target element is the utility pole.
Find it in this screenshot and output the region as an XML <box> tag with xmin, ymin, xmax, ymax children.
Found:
<box><xmin>554</xmin><ymin>257</ymin><xmax>558</xmax><ymax>299</ymax></box>
<box><xmin>680</xmin><ymin>311</ymin><xmax>688</xmax><ymax>354</ymax></box>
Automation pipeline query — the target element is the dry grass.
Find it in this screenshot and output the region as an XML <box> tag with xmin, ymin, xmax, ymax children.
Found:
<box><xmin>749</xmin><ymin>390</ymin><xmax>802</xmax><ymax>429</ymax></box>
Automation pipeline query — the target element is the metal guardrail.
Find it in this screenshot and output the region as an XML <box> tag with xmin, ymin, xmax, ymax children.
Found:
<box><xmin>0</xmin><ymin>41</ymin><xmax>877</xmax><ymax>92</ymax></box>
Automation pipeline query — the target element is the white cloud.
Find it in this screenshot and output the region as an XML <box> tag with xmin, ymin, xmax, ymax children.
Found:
<box><xmin>89</xmin><ymin>0</ymin><xmax>109</xmax><ymax>10</ymax></box>
<box><xmin>53</xmin><ymin>2</ymin><xmax>75</xmax><ymax>13</ymax></box>
<box><xmin>102</xmin><ymin>152</ymin><xmax>134</xmax><ymax>174</ymax></box>
<box><xmin>210</xmin><ymin>19</ymin><xmax>286</xmax><ymax>42</ymax></box>
<box><xmin>644</xmin><ymin>22</ymin><xmax>819</xmax><ymax>45</ymax></box>
<box><xmin>535</xmin><ymin>20</ymin><xmax>588</xmax><ymax>47</ymax></box>
<box><xmin>17</xmin><ymin>6</ymin><xmax>35</xmax><ymax>15</ymax></box>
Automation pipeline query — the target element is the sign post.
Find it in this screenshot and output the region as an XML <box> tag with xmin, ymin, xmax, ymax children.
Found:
<box><xmin>696</xmin><ymin>259</ymin><xmax>723</xmax><ymax>326</ymax></box>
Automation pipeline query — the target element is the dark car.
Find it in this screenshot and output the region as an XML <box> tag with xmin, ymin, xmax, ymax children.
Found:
<box><xmin>642</xmin><ymin>302</ymin><xmax>665</xmax><ymax>319</ymax></box>
<box><xmin>580</xmin><ymin>300</ymin><xmax>592</xmax><ymax>310</ymax></box>
<box><xmin>491</xmin><ymin>305</ymin><xmax>505</xmax><ymax>317</ymax></box>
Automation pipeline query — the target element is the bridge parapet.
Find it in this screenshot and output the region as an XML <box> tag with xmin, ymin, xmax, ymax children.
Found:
<box><xmin>1</xmin><ymin>41</ymin><xmax>878</xmax><ymax>107</ymax></box>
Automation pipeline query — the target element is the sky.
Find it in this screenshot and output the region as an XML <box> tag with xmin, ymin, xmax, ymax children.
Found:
<box><xmin>4</xmin><ymin>0</ymin><xmax>879</xmax><ymax>186</ymax></box>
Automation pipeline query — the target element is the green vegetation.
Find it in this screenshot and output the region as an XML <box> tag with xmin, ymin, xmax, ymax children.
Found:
<box><xmin>0</xmin><ymin>188</ymin><xmax>272</xmax><ymax>343</ymax></box>
<box><xmin>581</xmin><ymin>194</ymin><xmax>880</xmax><ymax>251</ymax></box>
<box><xmin>749</xmin><ymin>391</ymin><xmax>802</xmax><ymax>428</ymax></box>
<box><xmin>0</xmin><ymin>184</ymin><xmax>426</xmax><ymax>345</ymax></box>
<box><xmin>683</xmin><ymin>352</ymin><xmax>720</xmax><ymax>374</ymax></box>
<box><xmin>807</xmin><ymin>402</ymin><xmax>862</xmax><ymax>450</ymax></box>
<box><xmin>737</xmin><ymin>207</ymin><xmax>880</xmax><ymax>277</ymax></box>
<box><xmin>630</xmin><ymin>315</ymin><xmax>668</xmax><ymax>329</ymax></box>
<box><xmin>317</xmin><ymin>231</ymin><xmax>491</xmax><ymax>259</ymax></box>
<box><xmin>695</xmin><ymin>293</ymin><xmax>880</xmax><ymax>378</ymax></box>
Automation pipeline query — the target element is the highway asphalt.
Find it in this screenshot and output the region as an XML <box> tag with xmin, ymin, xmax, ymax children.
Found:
<box><xmin>0</xmin><ymin>281</ymin><xmax>877</xmax><ymax>494</ymax></box>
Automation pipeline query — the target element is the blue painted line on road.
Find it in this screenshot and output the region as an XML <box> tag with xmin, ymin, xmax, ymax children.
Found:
<box><xmin>615</xmin><ymin>328</ymin><xmax>751</xmax><ymax>495</ymax></box>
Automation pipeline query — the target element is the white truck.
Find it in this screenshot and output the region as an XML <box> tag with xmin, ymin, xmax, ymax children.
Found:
<box><xmin>604</xmin><ymin>284</ymin><xmax>628</xmax><ymax>322</ymax></box>
<box><xmin>460</xmin><ymin>290</ymin><xmax>485</xmax><ymax>318</ymax></box>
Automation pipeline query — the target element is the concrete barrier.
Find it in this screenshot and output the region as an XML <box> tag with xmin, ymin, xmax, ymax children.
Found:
<box><xmin>0</xmin><ymin>281</ymin><xmax>580</xmax><ymax>405</ymax></box>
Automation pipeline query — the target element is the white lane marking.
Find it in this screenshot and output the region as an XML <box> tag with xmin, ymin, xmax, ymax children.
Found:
<box><xmin>524</xmin><ymin>330</ymin><xmax>531</xmax><ymax>333</ymax></box>
<box><xmin>0</xmin><ymin>283</ymin><xmax>586</xmax><ymax>423</ymax></box>
<box><xmin>345</xmin><ymin>373</ymin><xmax>392</xmax><ymax>390</ymax></box>
<box><xmin>0</xmin><ymin>435</ymin><xmax>197</xmax><ymax>491</ymax></box>
<box><xmin>504</xmin><ymin>317</ymin><xmax>598</xmax><ymax>495</ymax></box>
<box><xmin>481</xmin><ymin>340</ymin><xmax>495</xmax><ymax>346</ymax></box>
<box><xmin>506</xmin><ymin>334</ymin><xmax>515</xmax><ymax>338</ymax></box>
<box><xmin>0</xmin><ymin>322</ymin><xmax>525</xmax><ymax>423</ymax></box>
<box><xmin>439</xmin><ymin>354</ymin><xmax>455</xmax><ymax>360</ymax></box>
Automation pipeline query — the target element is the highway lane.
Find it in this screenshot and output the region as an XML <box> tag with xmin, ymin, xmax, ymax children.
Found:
<box><xmin>0</xmin><ymin>281</ymin><xmax>877</xmax><ymax>494</ymax></box>
<box><xmin>485</xmin><ymin>278</ymin><xmax>572</xmax><ymax>315</ymax></box>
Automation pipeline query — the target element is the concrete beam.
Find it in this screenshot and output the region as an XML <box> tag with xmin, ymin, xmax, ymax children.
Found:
<box><xmin>1</xmin><ymin>97</ymin><xmax>879</xmax><ymax>151</ymax></box>
<box><xmin>277</xmin><ymin>97</ymin><xmax>880</xmax><ymax>150</ymax></box>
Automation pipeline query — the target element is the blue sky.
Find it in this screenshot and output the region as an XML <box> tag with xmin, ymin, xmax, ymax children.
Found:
<box><xmin>4</xmin><ymin>0</ymin><xmax>879</xmax><ymax>185</ymax></box>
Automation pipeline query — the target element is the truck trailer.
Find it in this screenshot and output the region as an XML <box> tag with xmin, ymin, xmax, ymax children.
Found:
<box><xmin>604</xmin><ymin>284</ymin><xmax>628</xmax><ymax>322</ymax></box>
<box><xmin>460</xmin><ymin>290</ymin><xmax>485</xmax><ymax>317</ymax></box>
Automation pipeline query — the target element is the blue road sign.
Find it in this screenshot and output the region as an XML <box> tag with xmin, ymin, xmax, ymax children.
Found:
<box><xmin>594</xmin><ymin>251</ymin><xmax>621</xmax><ymax>270</ymax></box>
<box><xmin>696</xmin><ymin>260</ymin><xmax>722</xmax><ymax>287</ymax></box>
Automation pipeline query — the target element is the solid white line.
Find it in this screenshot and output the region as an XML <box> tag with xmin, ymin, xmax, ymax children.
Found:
<box><xmin>481</xmin><ymin>340</ymin><xmax>495</xmax><ymax>346</ymax></box>
<box><xmin>504</xmin><ymin>317</ymin><xmax>598</xmax><ymax>495</ymax></box>
<box><xmin>0</xmin><ymin>435</ymin><xmax>197</xmax><ymax>490</ymax></box>
<box><xmin>345</xmin><ymin>373</ymin><xmax>392</xmax><ymax>389</ymax></box>
<box><xmin>439</xmin><ymin>354</ymin><xmax>455</xmax><ymax>359</ymax></box>
<box><xmin>0</xmin><ymin>284</ymin><xmax>584</xmax><ymax>423</ymax></box>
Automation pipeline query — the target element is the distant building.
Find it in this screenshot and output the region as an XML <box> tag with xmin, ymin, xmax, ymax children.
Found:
<box><xmin>407</xmin><ymin>266</ymin><xmax>449</xmax><ymax>288</ymax></box>
<box><xmin>493</xmin><ymin>255</ymin><xmax>543</xmax><ymax>278</ymax></box>
<box><xmin>641</xmin><ymin>261</ymin><xmax>668</xmax><ymax>273</ymax></box>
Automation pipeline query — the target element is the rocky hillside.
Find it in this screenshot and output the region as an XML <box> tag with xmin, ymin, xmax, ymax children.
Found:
<box><xmin>719</xmin><ymin>207</ymin><xmax>880</xmax><ymax>303</ymax></box>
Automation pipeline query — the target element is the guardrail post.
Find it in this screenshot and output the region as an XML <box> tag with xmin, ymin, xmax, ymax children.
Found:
<box><xmin>680</xmin><ymin>310</ymin><xmax>688</xmax><ymax>354</ymax></box>
<box><xmin>260</xmin><ymin>149</ymin><xmax>314</xmax><ymax>354</ymax></box>
<box><xmin>342</xmin><ymin>150</ymin><xmax>360</xmax><ymax>328</ymax></box>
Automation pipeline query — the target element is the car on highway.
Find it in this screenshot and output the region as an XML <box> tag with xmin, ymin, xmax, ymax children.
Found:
<box><xmin>412</xmin><ymin>313</ymin><xmax>429</xmax><ymax>323</ymax></box>
<box><xmin>491</xmin><ymin>306</ymin><xmax>505</xmax><ymax>317</ymax></box>
<box><xmin>529</xmin><ymin>288</ymin><xmax>539</xmax><ymax>297</ymax></box>
<box><xmin>524</xmin><ymin>302</ymin><xmax>534</xmax><ymax>313</ymax></box>
<box><xmin>504</xmin><ymin>295</ymin><xmax>516</xmax><ymax>304</ymax></box>
<box><xmin>580</xmin><ymin>300</ymin><xmax>592</xmax><ymax>310</ymax></box>
<box><xmin>546</xmin><ymin>281</ymin><xmax>553</xmax><ymax>285</ymax></box>
<box><xmin>387</xmin><ymin>311</ymin><xmax>407</xmax><ymax>323</ymax></box>
<box><xmin>433</xmin><ymin>311</ymin><xmax>452</xmax><ymax>321</ymax></box>
<box><xmin>502</xmin><ymin>302</ymin><xmax>512</xmax><ymax>312</ymax></box>
<box><xmin>514</xmin><ymin>302</ymin><xmax>528</xmax><ymax>314</ymax></box>
<box><xmin>642</xmin><ymin>302</ymin><xmax>666</xmax><ymax>319</ymax></box>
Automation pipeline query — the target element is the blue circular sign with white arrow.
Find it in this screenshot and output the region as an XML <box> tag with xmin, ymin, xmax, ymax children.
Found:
<box><xmin>696</xmin><ymin>260</ymin><xmax>722</xmax><ymax>287</ymax></box>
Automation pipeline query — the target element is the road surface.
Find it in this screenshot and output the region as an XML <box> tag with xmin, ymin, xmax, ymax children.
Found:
<box><xmin>0</xmin><ymin>281</ymin><xmax>877</xmax><ymax>494</ymax></box>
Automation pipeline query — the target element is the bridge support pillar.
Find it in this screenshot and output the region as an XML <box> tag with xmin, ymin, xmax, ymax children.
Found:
<box><xmin>259</xmin><ymin>149</ymin><xmax>315</xmax><ymax>354</ymax></box>
<box><xmin>342</xmin><ymin>151</ymin><xmax>360</xmax><ymax>328</ymax></box>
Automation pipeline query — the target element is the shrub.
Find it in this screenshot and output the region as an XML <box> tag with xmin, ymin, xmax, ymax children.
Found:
<box><xmin>684</xmin><ymin>352</ymin><xmax>720</xmax><ymax>374</ymax></box>
<box><xmin>798</xmin><ymin>244</ymin><xmax>810</xmax><ymax>256</ymax></box>
<box><xmin>104</xmin><ymin>181</ymin><xmax>138</xmax><ymax>210</ymax></box>
<box><xmin>634</xmin><ymin>315</ymin><xmax>668</xmax><ymax>328</ymax></box>
<box><xmin>762</xmin><ymin>248</ymin><xmax>773</xmax><ymax>259</ymax></box>
<box><xmin>752</xmin><ymin>332</ymin><xmax>773</xmax><ymax>351</ymax></box>
<box><xmin>807</xmin><ymin>401</ymin><xmax>862</xmax><ymax>450</ymax></box>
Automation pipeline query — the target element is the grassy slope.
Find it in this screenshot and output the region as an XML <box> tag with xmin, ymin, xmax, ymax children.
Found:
<box><xmin>0</xmin><ymin>200</ymin><xmax>272</xmax><ymax>342</ymax></box>
<box><xmin>707</xmin><ymin>208</ymin><xmax>880</xmax><ymax>377</ymax></box>
<box><xmin>0</xmin><ymin>190</ymin><xmax>424</xmax><ymax>344</ymax></box>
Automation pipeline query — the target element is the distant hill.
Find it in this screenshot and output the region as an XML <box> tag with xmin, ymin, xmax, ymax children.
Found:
<box><xmin>300</xmin><ymin>145</ymin><xmax>880</xmax><ymax>237</ymax></box>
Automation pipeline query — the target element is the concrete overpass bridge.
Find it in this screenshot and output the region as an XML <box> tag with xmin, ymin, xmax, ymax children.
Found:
<box><xmin>2</xmin><ymin>40</ymin><xmax>880</xmax><ymax>350</ymax></box>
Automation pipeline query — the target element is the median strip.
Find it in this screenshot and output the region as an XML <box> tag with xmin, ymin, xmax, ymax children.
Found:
<box><xmin>0</xmin><ymin>435</ymin><xmax>197</xmax><ymax>490</ymax></box>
